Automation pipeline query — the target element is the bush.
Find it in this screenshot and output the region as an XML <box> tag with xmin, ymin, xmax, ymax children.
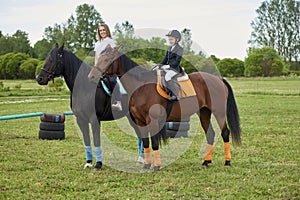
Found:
<box><xmin>48</xmin><ymin>78</ymin><xmax>64</xmax><ymax>88</ymax></box>
<box><xmin>217</xmin><ymin>58</ymin><xmax>244</xmax><ymax>77</ymax></box>
<box><xmin>35</xmin><ymin>61</ymin><xmax>45</xmax><ymax>77</ymax></box>
<box><xmin>20</xmin><ymin>58</ymin><xmax>40</xmax><ymax>79</ymax></box>
<box><xmin>0</xmin><ymin>81</ymin><xmax>10</xmax><ymax>91</ymax></box>
<box><xmin>244</xmin><ymin>47</ymin><xmax>284</xmax><ymax>77</ymax></box>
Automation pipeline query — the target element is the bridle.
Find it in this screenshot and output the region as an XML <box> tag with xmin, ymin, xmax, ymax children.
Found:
<box><xmin>41</xmin><ymin>51</ymin><xmax>64</xmax><ymax>81</ymax></box>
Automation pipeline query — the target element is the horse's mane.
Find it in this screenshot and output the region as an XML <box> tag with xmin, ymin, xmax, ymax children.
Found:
<box><xmin>62</xmin><ymin>50</ymin><xmax>91</xmax><ymax>91</ymax></box>
<box><xmin>118</xmin><ymin>52</ymin><xmax>156</xmax><ymax>81</ymax></box>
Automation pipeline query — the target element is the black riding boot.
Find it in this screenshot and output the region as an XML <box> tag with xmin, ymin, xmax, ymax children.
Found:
<box><xmin>166</xmin><ymin>79</ymin><xmax>180</xmax><ymax>101</ymax></box>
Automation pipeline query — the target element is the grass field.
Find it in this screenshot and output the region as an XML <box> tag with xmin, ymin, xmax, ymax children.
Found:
<box><xmin>0</xmin><ymin>77</ymin><xmax>299</xmax><ymax>199</ymax></box>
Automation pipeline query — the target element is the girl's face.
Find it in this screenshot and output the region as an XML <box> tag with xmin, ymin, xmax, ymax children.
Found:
<box><xmin>168</xmin><ymin>36</ymin><xmax>176</xmax><ymax>46</ymax></box>
<box><xmin>99</xmin><ymin>26</ymin><xmax>107</xmax><ymax>39</ymax></box>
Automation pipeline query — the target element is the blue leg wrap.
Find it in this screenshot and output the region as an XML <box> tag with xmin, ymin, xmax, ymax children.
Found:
<box><xmin>85</xmin><ymin>146</ymin><xmax>93</xmax><ymax>161</ymax></box>
<box><xmin>95</xmin><ymin>146</ymin><xmax>102</xmax><ymax>162</ymax></box>
<box><xmin>138</xmin><ymin>138</ymin><xmax>144</xmax><ymax>158</ymax></box>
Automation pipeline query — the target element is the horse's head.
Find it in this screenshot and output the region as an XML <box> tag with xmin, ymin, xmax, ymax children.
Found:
<box><xmin>88</xmin><ymin>44</ymin><xmax>120</xmax><ymax>82</ymax></box>
<box><xmin>36</xmin><ymin>43</ymin><xmax>64</xmax><ymax>85</ymax></box>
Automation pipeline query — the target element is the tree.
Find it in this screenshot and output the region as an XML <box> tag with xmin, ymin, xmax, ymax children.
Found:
<box><xmin>181</xmin><ymin>28</ymin><xmax>192</xmax><ymax>53</ymax></box>
<box><xmin>67</xmin><ymin>4</ymin><xmax>103</xmax><ymax>52</ymax></box>
<box><xmin>217</xmin><ymin>58</ymin><xmax>244</xmax><ymax>77</ymax></box>
<box><xmin>43</xmin><ymin>4</ymin><xmax>103</xmax><ymax>53</ymax></box>
<box><xmin>113</xmin><ymin>21</ymin><xmax>134</xmax><ymax>38</ymax></box>
<box><xmin>0</xmin><ymin>30</ymin><xmax>31</xmax><ymax>55</ymax></box>
<box><xmin>33</xmin><ymin>39</ymin><xmax>52</xmax><ymax>60</ymax></box>
<box><xmin>11</xmin><ymin>30</ymin><xmax>31</xmax><ymax>54</ymax></box>
<box><xmin>244</xmin><ymin>46</ymin><xmax>284</xmax><ymax>77</ymax></box>
<box><xmin>249</xmin><ymin>0</ymin><xmax>300</xmax><ymax>63</ymax></box>
<box><xmin>44</xmin><ymin>23</ymin><xmax>69</xmax><ymax>49</ymax></box>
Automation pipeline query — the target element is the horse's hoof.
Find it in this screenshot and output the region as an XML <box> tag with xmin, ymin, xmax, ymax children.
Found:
<box><xmin>202</xmin><ymin>160</ymin><xmax>212</xmax><ymax>167</ymax></box>
<box><xmin>143</xmin><ymin>163</ymin><xmax>151</xmax><ymax>169</ymax></box>
<box><xmin>224</xmin><ymin>160</ymin><xmax>231</xmax><ymax>166</ymax></box>
<box><xmin>153</xmin><ymin>166</ymin><xmax>160</xmax><ymax>171</ymax></box>
<box><xmin>94</xmin><ymin>161</ymin><xmax>102</xmax><ymax>170</ymax></box>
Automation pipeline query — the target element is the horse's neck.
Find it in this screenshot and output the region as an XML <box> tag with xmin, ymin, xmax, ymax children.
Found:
<box><xmin>118</xmin><ymin>54</ymin><xmax>155</xmax><ymax>95</ymax></box>
<box><xmin>62</xmin><ymin>51</ymin><xmax>83</xmax><ymax>92</ymax></box>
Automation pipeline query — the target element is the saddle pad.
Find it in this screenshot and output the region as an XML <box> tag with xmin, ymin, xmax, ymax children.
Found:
<box><xmin>156</xmin><ymin>70</ymin><xmax>196</xmax><ymax>99</ymax></box>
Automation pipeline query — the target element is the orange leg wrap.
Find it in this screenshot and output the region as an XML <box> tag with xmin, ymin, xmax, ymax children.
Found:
<box><xmin>224</xmin><ymin>142</ymin><xmax>231</xmax><ymax>161</ymax></box>
<box><xmin>205</xmin><ymin>144</ymin><xmax>213</xmax><ymax>161</ymax></box>
<box><xmin>153</xmin><ymin>150</ymin><xmax>161</xmax><ymax>167</ymax></box>
<box><xmin>144</xmin><ymin>148</ymin><xmax>151</xmax><ymax>164</ymax></box>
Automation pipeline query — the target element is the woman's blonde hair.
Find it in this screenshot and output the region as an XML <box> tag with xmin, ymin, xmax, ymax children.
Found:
<box><xmin>97</xmin><ymin>23</ymin><xmax>112</xmax><ymax>41</ymax></box>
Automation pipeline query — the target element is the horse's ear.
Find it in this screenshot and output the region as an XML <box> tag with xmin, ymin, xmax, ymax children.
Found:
<box><xmin>59</xmin><ymin>43</ymin><xmax>64</xmax><ymax>51</ymax></box>
<box><xmin>55</xmin><ymin>43</ymin><xmax>59</xmax><ymax>48</ymax></box>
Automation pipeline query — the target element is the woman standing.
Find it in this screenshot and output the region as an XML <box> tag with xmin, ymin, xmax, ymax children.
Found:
<box><xmin>94</xmin><ymin>24</ymin><xmax>122</xmax><ymax>111</ymax></box>
<box><xmin>94</xmin><ymin>24</ymin><xmax>144</xmax><ymax>163</ymax></box>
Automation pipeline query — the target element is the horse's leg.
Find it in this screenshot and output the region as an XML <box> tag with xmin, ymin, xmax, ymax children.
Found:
<box><xmin>213</xmin><ymin>107</ymin><xmax>231</xmax><ymax>166</ymax></box>
<box><xmin>221</xmin><ymin>124</ymin><xmax>231</xmax><ymax>166</ymax></box>
<box><xmin>150</xmin><ymin>122</ymin><xmax>166</xmax><ymax>171</ymax></box>
<box><xmin>198</xmin><ymin>108</ymin><xmax>215</xmax><ymax>166</ymax></box>
<box><xmin>90</xmin><ymin>116</ymin><xmax>102</xmax><ymax>170</ymax></box>
<box><xmin>142</xmin><ymin>136</ymin><xmax>151</xmax><ymax>169</ymax></box>
<box><xmin>76</xmin><ymin>117</ymin><xmax>93</xmax><ymax>168</ymax></box>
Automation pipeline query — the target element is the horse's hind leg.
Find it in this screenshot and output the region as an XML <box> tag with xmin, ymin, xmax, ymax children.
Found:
<box><xmin>221</xmin><ymin>124</ymin><xmax>231</xmax><ymax>166</ymax></box>
<box><xmin>198</xmin><ymin>108</ymin><xmax>215</xmax><ymax>166</ymax></box>
<box><xmin>214</xmin><ymin>111</ymin><xmax>231</xmax><ymax>166</ymax></box>
<box><xmin>151</xmin><ymin>131</ymin><xmax>161</xmax><ymax>171</ymax></box>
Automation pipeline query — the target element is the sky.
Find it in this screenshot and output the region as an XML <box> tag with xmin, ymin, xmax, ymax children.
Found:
<box><xmin>0</xmin><ymin>0</ymin><xmax>264</xmax><ymax>59</ymax></box>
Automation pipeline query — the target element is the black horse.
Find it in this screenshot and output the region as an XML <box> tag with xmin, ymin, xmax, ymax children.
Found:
<box><xmin>36</xmin><ymin>44</ymin><xmax>143</xmax><ymax>170</ymax></box>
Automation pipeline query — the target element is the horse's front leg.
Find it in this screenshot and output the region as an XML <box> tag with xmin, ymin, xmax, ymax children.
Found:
<box><xmin>76</xmin><ymin>116</ymin><xmax>93</xmax><ymax>168</ymax></box>
<box><xmin>90</xmin><ymin>116</ymin><xmax>102</xmax><ymax>170</ymax></box>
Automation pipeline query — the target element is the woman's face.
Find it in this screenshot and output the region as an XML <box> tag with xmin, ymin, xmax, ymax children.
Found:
<box><xmin>168</xmin><ymin>36</ymin><xmax>176</xmax><ymax>46</ymax></box>
<box><xmin>99</xmin><ymin>26</ymin><xmax>107</xmax><ymax>39</ymax></box>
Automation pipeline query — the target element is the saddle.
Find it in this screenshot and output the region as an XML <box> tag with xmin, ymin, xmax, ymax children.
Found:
<box><xmin>156</xmin><ymin>70</ymin><xmax>196</xmax><ymax>99</ymax></box>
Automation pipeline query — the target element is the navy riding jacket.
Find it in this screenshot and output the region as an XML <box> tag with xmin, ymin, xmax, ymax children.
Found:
<box><xmin>160</xmin><ymin>44</ymin><xmax>183</xmax><ymax>73</ymax></box>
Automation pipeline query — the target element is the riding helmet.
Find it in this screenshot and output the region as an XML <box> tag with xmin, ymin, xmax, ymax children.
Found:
<box><xmin>166</xmin><ymin>30</ymin><xmax>181</xmax><ymax>42</ymax></box>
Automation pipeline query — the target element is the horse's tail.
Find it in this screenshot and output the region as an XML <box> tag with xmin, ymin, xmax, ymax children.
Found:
<box><xmin>222</xmin><ymin>78</ymin><xmax>241</xmax><ymax>146</ymax></box>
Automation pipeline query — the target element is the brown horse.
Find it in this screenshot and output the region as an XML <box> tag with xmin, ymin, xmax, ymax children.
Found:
<box><xmin>88</xmin><ymin>45</ymin><xmax>241</xmax><ymax>171</ymax></box>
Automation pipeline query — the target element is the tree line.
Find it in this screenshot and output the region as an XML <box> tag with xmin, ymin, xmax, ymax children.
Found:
<box><xmin>0</xmin><ymin>0</ymin><xmax>299</xmax><ymax>80</ymax></box>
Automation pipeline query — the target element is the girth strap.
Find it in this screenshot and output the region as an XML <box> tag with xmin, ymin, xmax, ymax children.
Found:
<box><xmin>166</xmin><ymin>100</ymin><xmax>173</xmax><ymax>119</ymax></box>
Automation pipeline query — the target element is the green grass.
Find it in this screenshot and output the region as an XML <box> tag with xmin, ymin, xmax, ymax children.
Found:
<box><xmin>0</xmin><ymin>77</ymin><xmax>299</xmax><ymax>199</ymax></box>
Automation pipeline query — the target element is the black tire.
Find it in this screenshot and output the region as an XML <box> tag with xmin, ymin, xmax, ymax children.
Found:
<box><xmin>39</xmin><ymin>130</ymin><xmax>65</xmax><ymax>140</ymax></box>
<box><xmin>166</xmin><ymin>122</ymin><xmax>190</xmax><ymax>131</ymax></box>
<box><xmin>40</xmin><ymin>122</ymin><xmax>65</xmax><ymax>131</ymax></box>
<box><xmin>40</xmin><ymin>113</ymin><xmax>65</xmax><ymax>123</ymax></box>
<box><xmin>167</xmin><ymin>130</ymin><xmax>188</xmax><ymax>138</ymax></box>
